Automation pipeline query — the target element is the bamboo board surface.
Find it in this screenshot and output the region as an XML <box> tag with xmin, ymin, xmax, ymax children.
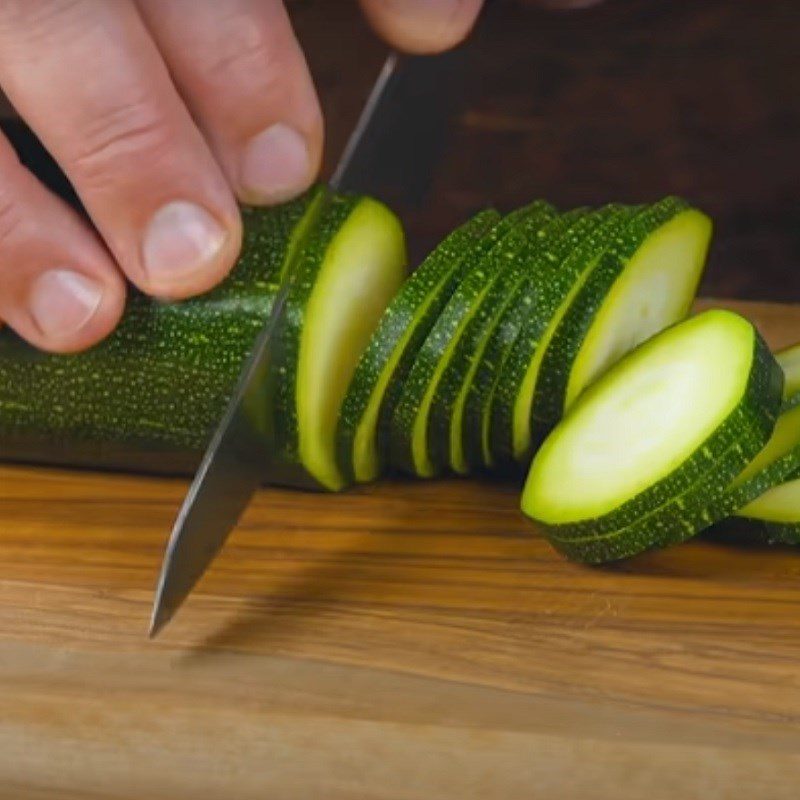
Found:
<box><xmin>1</xmin><ymin>299</ymin><xmax>800</xmax><ymax>799</ymax></box>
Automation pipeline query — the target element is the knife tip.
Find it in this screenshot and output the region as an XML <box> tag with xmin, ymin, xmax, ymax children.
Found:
<box><xmin>148</xmin><ymin>602</ymin><xmax>172</xmax><ymax>639</ymax></box>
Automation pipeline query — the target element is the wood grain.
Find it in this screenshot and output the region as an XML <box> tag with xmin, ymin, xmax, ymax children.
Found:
<box><xmin>2</xmin><ymin>299</ymin><xmax>800</xmax><ymax>799</ymax></box>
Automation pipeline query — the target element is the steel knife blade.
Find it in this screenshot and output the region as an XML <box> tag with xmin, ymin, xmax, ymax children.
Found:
<box><xmin>149</xmin><ymin>48</ymin><xmax>464</xmax><ymax>637</ymax></box>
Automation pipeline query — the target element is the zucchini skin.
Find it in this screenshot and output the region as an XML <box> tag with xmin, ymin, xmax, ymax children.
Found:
<box><xmin>335</xmin><ymin>208</ymin><xmax>501</xmax><ymax>484</ymax></box>
<box><xmin>487</xmin><ymin>203</ymin><xmax>632</xmax><ymax>468</ymax></box>
<box><xmin>389</xmin><ymin>201</ymin><xmax>557</xmax><ymax>478</ymax></box>
<box><xmin>439</xmin><ymin>208</ymin><xmax>588</xmax><ymax>475</ymax></box>
<box><xmin>536</xmin><ymin>326</ymin><xmax>783</xmax><ymax>563</ymax></box>
<box><xmin>0</xmin><ymin>192</ymin><xmax>322</xmax><ymax>474</ymax></box>
<box><xmin>734</xmin><ymin>519</ymin><xmax>800</xmax><ymax>546</ymax></box>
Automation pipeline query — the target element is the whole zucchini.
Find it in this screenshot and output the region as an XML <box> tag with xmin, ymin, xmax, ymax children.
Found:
<box><xmin>0</xmin><ymin>192</ymin><xmax>320</xmax><ymax>474</ymax></box>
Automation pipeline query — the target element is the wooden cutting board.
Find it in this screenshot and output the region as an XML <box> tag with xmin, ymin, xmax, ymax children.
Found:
<box><xmin>2</xmin><ymin>299</ymin><xmax>800</xmax><ymax>800</ymax></box>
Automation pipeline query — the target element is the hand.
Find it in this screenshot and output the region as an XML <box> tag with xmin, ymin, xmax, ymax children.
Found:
<box><xmin>0</xmin><ymin>0</ymin><xmax>488</xmax><ymax>353</ymax></box>
<box><xmin>2</xmin><ymin>1</ymin><xmax>616</xmax><ymax>354</ymax></box>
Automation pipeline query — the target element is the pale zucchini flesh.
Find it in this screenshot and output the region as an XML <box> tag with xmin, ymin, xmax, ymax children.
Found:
<box><xmin>739</xmin><ymin>478</ymin><xmax>800</xmax><ymax>524</ymax></box>
<box><xmin>272</xmin><ymin>193</ymin><xmax>407</xmax><ymax>491</ymax></box>
<box><xmin>530</xmin><ymin>200</ymin><xmax>713</xmax><ymax>446</ymax></box>
<box><xmin>776</xmin><ymin>342</ymin><xmax>800</xmax><ymax>402</ymax></box>
<box><xmin>298</xmin><ymin>198</ymin><xmax>407</xmax><ymax>490</ymax></box>
<box><xmin>564</xmin><ymin>208</ymin><xmax>713</xmax><ymax>409</ymax></box>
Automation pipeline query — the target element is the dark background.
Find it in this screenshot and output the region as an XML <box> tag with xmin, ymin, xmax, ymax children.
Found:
<box><xmin>293</xmin><ymin>0</ymin><xmax>800</xmax><ymax>301</ymax></box>
<box><xmin>5</xmin><ymin>0</ymin><xmax>799</xmax><ymax>301</ymax></box>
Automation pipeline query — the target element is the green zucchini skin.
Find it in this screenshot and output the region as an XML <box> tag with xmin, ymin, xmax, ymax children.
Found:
<box><xmin>389</xmin><ymin>201</ymin><xmax>557</xmax><ymax>478</ymax></box>
<box><xmin>439</xmin><ymin>208</ymin><xmax>589</xmax><ymax>476</ymax></box>
<box><xmin>487</xmin><ymin>204</ymin><xmax>632</xmax><ymax>468</ymax></box>
<box><xmin>740</xmin><ymin>523</ymin><xmax>800</xmax><ymax>546</ymax></box>
<box><xmin>523</xmin><ymin>312</ymin><xmax>783</xmax><ymax>563</ymax></box>
<box><xmin>0</xmin><ymin>191</ymin><xmax>323</xmax><ymax>474</ymax></box>
<box><xmin>241</xmin><ymin>188</ymin><xmax>326</xmax><ymax>285</ymax></box>
<box><xmin>335</xmin><ymin>208</ymin><xmax>501</xmax><ymax>484</ymax></box>
<box><xmin>530</xmin><ymin>199</ymin><xmax>707</xmax><ymax>443</ymax></box>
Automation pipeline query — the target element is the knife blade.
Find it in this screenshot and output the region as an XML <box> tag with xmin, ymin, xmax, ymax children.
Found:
<box><xmin>149</xmin><ymin>47</ymin><xmax>464</xmax><ymax>637</ymax></box>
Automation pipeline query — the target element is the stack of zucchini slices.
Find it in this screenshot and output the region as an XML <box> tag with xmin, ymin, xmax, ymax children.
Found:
<box><xmin>335</xmin><ymin>193</ymin><xmax>800</xmax><ymax>563</ymax></box>
<box><xmin>3</xmin><ymin>186</ymin><xmax>800</xmax><ymax>564</ymax></box>
<box><xmin>339</xmin><ymin>198</ymin><xmax>712</xmax><ymax>483</ymax></box>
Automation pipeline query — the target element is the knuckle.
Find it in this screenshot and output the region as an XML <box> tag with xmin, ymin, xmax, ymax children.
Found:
<box><xmin>68</xmin><ymin>98</ymin><xmax>174</xmax><ymax>190</ymax></box>
<box><xmin>203</xmin><ymin>15</ymin><xmax>291</xmax><ymax>105</ymax></box>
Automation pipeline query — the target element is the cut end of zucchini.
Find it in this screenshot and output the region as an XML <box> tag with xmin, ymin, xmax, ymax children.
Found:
<box><xmin>564</xmin><ymin>208</ymin><xmax>712</xmax><ymax>410</ymax></box>
<box><xmin>299</xmin><ymin>197</ymin><xmax>407</xmax><ymax>491</ymax></box>
<box><xmin>523</xmin><ymin>309</ymin><xmax>760</xmax><ymax>526</ymax></box>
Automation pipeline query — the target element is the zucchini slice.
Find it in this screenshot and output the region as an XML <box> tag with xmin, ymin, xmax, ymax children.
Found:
<box><xmin>531</xmin><ymin>199</ymin><xmax>712</xmax><ymax>445</ymax></box>
<box><xmin>776</xmin><ymin>342</ymin><xmax>800</xmax><ymax>402</ymax></box>
<box><xmin>389</xmin><ymin>201</ymin><xmax>557</xmax><ymax>478</ymax></box>
<box><xmin>736</xmin><ymin>479</ymin><xmax>800</xmax><ymax>544</ymax></box>
<box><xmin>703</xmin><ymin>395</ymin><xmax>800</xmax><ymax>524</ymax></box>
<box><xmin>440</xmin><ymin>208</ymin><xmax>588</xmax><ymax>475</ymax></box>
<box><xmin>522</xmin><ymin>310</ymin><xmax>782</xmax><ymax>563</ymax></box>
<box><xmin>336</xmin><ymin>208</ymin><xmax>500</xmax><ymax>484</ymax></box>
<box><xmin>0</xmin><ymin>191</ymin><xmax>324</xmax><ymax>474</ymax></box>
<box><xmin>490</xmin><ymin>203</ymin><xmax>634</xmax><ymax>467</ymax></box>
<box><xmin>273</xmin><ymin>193</ymin><xmax>407</xmax><ymax>491</ymax></box>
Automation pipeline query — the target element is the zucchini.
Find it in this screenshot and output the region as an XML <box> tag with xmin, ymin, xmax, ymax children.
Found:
<box><xmin>272</xmin><ymin>193</ymin><xmax>407</xmax><ymax>491</ymax></box>
<box><xmin>489</xmin><ymin>204</ymin><xmax>634</xmax><ymax>467</ymax></box>
<box><xmin>389</xmin><ymin>201</ymin><xmax>557</xmax><ymax>478</ymax></box>
<box><xmin>777</xmin><ymin>342</ymin><xmax>800</xmax><ymax>402</ymax></box>
<box><xmin>530</xmin><ymin>199</ymin><xmax>712</xmax><ymax>445</ymax></box>
<box><xmin>440</xmin><ymin>208</ymin><xmax>589</xmax><ymax>475</ymax></box>
<box><xmin>0</xmin><ymin>191</ymin><xmax>324</xmax><ymax>474</ymax></box>
<box><xmin>522</xmin><ymin>310</ymin><xmax>783</xmax><ymax>563</ymax></box>
<box><xmin>336</xmin><ymin>208</ymin><xmax>500</xmax><ymax>484</ymax></box>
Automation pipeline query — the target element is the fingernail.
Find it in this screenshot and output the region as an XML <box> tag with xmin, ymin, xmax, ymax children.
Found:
<box><xmin>29</xmin><ymin>269</ymin><xmax>103</xmax><ymax>339</ymax></box>
<box><xmin>142</xmin><ymin>201</ymin><xmax>228</xmax><ymax>283</ymax></box>
<box><xmin>239</xmin><ymin>123</ymin><xmax>312</xmax><ymax>204</ymax></box>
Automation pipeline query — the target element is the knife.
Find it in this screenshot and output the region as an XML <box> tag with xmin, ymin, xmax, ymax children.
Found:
<box><xmin>149</xmin><ymin>48</ymin><xmax>465</xmax><ymax>637</ymax></box>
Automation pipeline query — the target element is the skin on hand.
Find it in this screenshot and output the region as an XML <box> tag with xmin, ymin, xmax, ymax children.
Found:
<box><xmin>0</xmin><ymin>0</ymin><xmax>583</xmax><ymax>354</ymax></box>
